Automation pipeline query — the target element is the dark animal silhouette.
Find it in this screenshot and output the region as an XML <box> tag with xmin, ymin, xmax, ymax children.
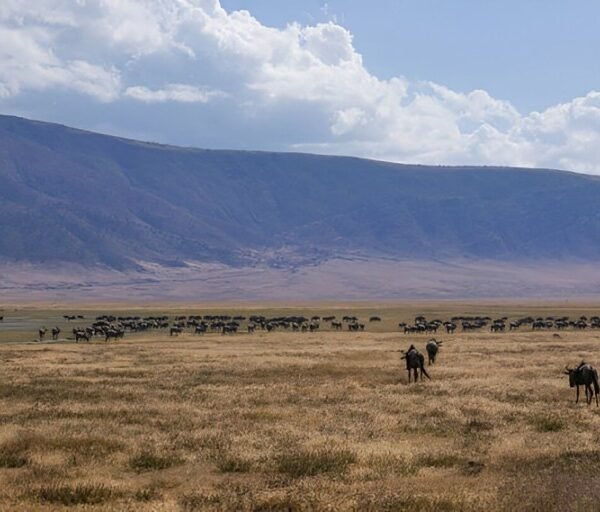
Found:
<box><xmin>444</xmin><ymin>322</ymin><xmax>456</xmax><ymax>334</ymax></box>
<box><xmin>426</xmin><ymin>339</ymin><xmax>442</xmax><ymax>364</ymax></box>
<box><xmin>104</xmin><ymin>328</ymin><xmax>122</xmax><ymax>342</ymax></box>
<box><xmin>51</xmin><ymin>327</ymin><xmax>60</xmax><ymax>340</ymax></box>
<box><xmin>73</xmin><ymin>329</ymin><xmax>90</xmax><ymax>343</ymax></box>
<box><xmin>170</xmin><ymin>326</ymin><xmax>183</xmax><ymax>336</ymax></box>
<box><xmin>565</xmin><ymin>363</ymin><xmax>600</xmax><ymax>406</ymax></box>
<box><xmin>402</xmin><ymin>344</ymin><xmax>431</xmax><ymax>383</ymax></box>
<box><xmin>38</xmin><ymin>328</ymin><xmax>47</xmax><ymax>341</ymax></box>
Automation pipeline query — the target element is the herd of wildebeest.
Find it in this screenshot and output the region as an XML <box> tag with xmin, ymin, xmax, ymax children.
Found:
<box><xmin>0</xmin><ymin>311</ymin><xmax>599</xmax><ymax>405</ymax></box>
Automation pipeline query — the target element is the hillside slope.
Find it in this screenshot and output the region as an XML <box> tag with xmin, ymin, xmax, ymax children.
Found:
<box><xmin>1</xmin><ymin>114</ymin><xmax>600</xmax><ymax>274</ymax></box>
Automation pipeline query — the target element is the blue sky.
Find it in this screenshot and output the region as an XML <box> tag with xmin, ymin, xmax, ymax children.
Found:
<box><xmin>222</xmin><ymin>0</ymin><xmax>600</xmax><ymax>113</ymax></box>
<box><xmin>1</xmin><ymin>1</ymin><xmax>599</xmax><ymax>172</ymax></box>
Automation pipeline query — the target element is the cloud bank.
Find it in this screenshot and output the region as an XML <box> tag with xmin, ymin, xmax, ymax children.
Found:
<box><xmin>1</xmin><ymin>0</ymin><xmax>599</xmax><ymax>173</ymax></box>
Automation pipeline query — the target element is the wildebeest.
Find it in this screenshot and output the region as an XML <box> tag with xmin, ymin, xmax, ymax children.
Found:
<box><xmin>444</xmin><ymin>322</ymin><xmax>456</xmax><ymax>334</ymax></box>
<box><xmin>402</xmin><ymin>345</ymin><xmax>431</xmax><ymax>383</ymax></box>
<box><xmin>0</xmin><ymin>316</ymin><xmax>4</xmax><ymax>322</ymax></box>
<box><xmin>426</xmin><ymin>339</ymin><xmax>442</xmax><ymax>365</ymax></box>
<box><xmin>73</xmin><ymin>329</ymin><xmax>90</xmax><ymax>343</ymax></box>
<box><xmin>104</xmin><ymin>328</ymin><xmax>123</xmax><ymax>342</ymax></box>
<box><xmin>565</xmin><ymin>363</ymin><xmax>600</xmax><ymax>406</ymax></box>
<box><xmin>38</xmin><ymin>328</ymin><xmax>47</xmax><ymax>341</ymax></box>
<box><xmin>170</xmin><ymin>326</ymin><xmax>183</xmax><ymax>336</ymax></box>
<box><xmin>51</xmin><ymin>327</ymin><xmax>61</xmax><ymax>340</ymax></box>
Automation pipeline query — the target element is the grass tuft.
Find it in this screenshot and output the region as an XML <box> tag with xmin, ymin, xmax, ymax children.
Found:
<box><xmin>0</xmin><ymin>439</ymin><xmax>29</xmax><ymax>468</ymax></box>
<box><xmin>419</xmin><ymin>452</ymin><xmax>465</xmax><ymax>469</ymax></box>
<box><xmin>530</xmin><ymin>415</ymin><xmax>565</xmax><ymax>432</ymax></box>
<box><xmin>134</xmin><ymin>486</ymin><xmax>162</xmax><ymax>502</ymax></box>
<box><xmin>275</xmin><ymin>446</ymin><xmax>356</xmax><ymax>477</ymax></box>
<box><xmin>354</xmin><ymin>492</ymin><xmax>477</xmax><ymax>512</ymax></box>
<box><xmin>365</xmin><ymin>453</ymin><xmax>418</xmax><ymax>478</ymax></box>
<box><xmin>216</xmin><ymin>454</ymin><xmax>253</xmax><ymax>473</ymax></box>
<box><xmin>33</xmin><ymin>482</ymin><xmax>115</xmax><ymax>505</ymax></box>
<box><xmin>129</xmin><ymin>450</ymin><xmax>182</xmax><ymax>472</ymax></box>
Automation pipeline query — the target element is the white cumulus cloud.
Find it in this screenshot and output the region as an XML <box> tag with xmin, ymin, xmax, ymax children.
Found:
<box><xmin>0</xmin><ymin>0</ymin><xmax>599</xmax><ymax>173</ymax></box>
<box><xmin>125</xmin><ymin>84</ymin><xmax>226</xmax><ymax>103</ymax></box>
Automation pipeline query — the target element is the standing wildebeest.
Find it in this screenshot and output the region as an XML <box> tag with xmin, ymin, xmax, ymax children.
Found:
<box><xmin>38</xmin><ymin>328</ymin><xmax>47</xmax><ymax>341</ymax></box>
<box><xmin>426</xmin><ymin>339</ymin><xmax>442</xmax><ymax>365</ymax></box>
<box><xmin>565</xmin><ymin>363</ymin><xmax>600</xmax><ymax>406</ymax></box>
<box><xmin>73</xmin><ymin>329</ymin><xmax>90</xmax><ymax>343</ymax></box>
<box><xmin>170</xmin><ymin>326</ymin><xmax>183</xmax><ymax>336</ymax></box>
<box><xmin>104</xmin><ymin>328</ymin><xmax>122</xmax><ymax>342</ymax></box>
<box><xmin>51</xmin><ymin>327</ymin><xmax>61</xmax><ymax>340</ymax></box>
<box><xmin>444</xmin><ymin>322</ymin><xmax>456</xmax><ymax>334</ymax></box>
<box><xmin>402</xmin><ymin>345</ymin><xmax>431</xmax><ymax>383</ymax></box>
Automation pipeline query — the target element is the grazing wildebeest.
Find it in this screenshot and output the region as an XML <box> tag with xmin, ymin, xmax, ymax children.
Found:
<box><xmin>402</xmin><ymin>345</ymin><xmax>431</xmax><ymax>383</ymax></box>
<box><xmin>170</xmin><ymin>326</ymin><xmax>183</xmax><ymax>336</ymax></box>
<box><xmin>104</xmin><ymin>328</ymin><xmax>122</xmax><ymax>342</ymax></box>
<box><xmin>73</xmin><ymin>329</ymin><xmax>90</xmax><ymax>343</ymax></box>
<box><xmin>426</xmin><ymin>339</ymin><xmax>442</xmax><ymax>365</ymax></box>
<box><xmin>565</xmin><ymin>363</ymin><xmax>600</xmax><ymax>406</ymax></box>
<box><xmin>51</xmin><ymin>327</ymin><xmax>61</xmax><ymax>340</ymax></box>
<box><xmin>38</xmin><ymin>328</ymin><xmax>47</xmax><ymax>341</ymax></box>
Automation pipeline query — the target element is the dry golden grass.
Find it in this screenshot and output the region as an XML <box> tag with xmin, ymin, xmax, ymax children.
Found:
<box><xmin>1</xmin><ymin>303</ymin><xmax>600</xmax><ymax>510</ymax></box>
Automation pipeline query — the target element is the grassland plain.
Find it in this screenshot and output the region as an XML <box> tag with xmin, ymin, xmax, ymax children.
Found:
<box><xmin>1</xmin><ymin>303</ymin><xmax>600</xmax><ymax>511</ymax></box>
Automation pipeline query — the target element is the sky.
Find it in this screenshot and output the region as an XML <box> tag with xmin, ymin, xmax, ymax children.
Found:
<box><xmin>1</xmin><ymin>0</ymin><xmax>599</xmax><ymax>173</ymax></box>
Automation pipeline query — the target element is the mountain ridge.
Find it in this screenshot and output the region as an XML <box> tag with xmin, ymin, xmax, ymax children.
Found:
<box><xmin>1</xmin><ymin>114</ymin><xmax>600</xmax><ymax>278</ymax></box>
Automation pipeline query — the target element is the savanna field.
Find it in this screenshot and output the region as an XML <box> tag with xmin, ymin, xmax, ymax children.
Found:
<box><xmin>1</xmin><ymin>303</ymin><xmax>600</xmax><ymax>511</ymax></box>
